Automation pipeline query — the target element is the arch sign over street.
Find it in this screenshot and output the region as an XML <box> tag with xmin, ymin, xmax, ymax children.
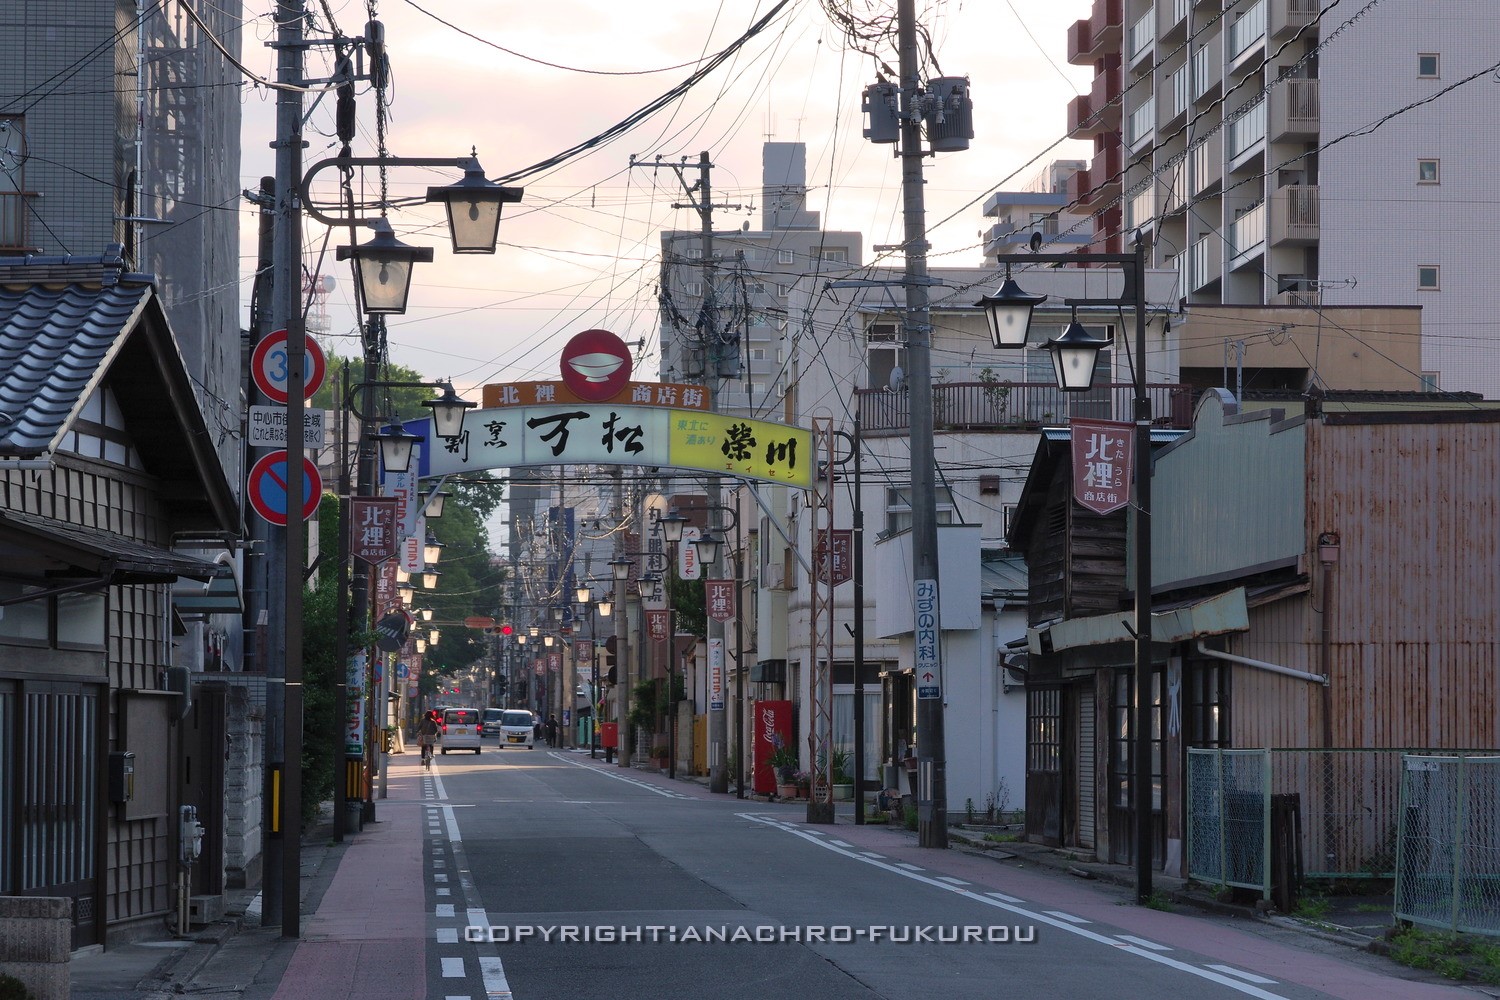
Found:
<box><xmin>417</xmin><ymin>330</ymin><xmax>813</xmax><ymax>488</ymax></box>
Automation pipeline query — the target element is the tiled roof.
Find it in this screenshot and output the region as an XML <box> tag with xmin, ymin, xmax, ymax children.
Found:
<box><xmin>0</xmin><ymin>252</ymin><xmax>151</xmax><ymax>458</ymax></box>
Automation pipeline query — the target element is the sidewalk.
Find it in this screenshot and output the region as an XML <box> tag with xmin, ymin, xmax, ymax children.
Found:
<box><xmin>69</xmin><ymin>758</ymin><xmax>428</xmax><ymax>1000</ymax></box>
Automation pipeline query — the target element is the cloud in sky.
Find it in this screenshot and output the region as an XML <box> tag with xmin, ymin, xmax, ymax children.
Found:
<box><xmin>238</xmin><ymin>0</ymin><xmax>1093</xmax><ymax>397</ymax></box>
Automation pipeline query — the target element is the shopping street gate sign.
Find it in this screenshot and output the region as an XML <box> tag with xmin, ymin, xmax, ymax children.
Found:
<box><xmin>417</xmin><ymin>405</ymin><xmax>814</xmax><ymax>488</ymax></box>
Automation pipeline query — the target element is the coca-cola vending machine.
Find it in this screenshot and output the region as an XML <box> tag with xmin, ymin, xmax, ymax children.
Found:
<box><xmin>752</xmin><ymin>700</ymin><xmax>792</xmax><ymax>795</ymax></box>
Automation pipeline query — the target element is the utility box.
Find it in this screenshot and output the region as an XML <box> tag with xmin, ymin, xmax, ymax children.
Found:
<box><xmin>109</xmin><ymin>751</ymin><xmax>135</xmax><ymax>804</ymax></box>
<box><xmin>924</xmin><ymin>76</ymin><xmax>974</xmax><ymax>152</ymax></box>
<box><xmin>862</xmin><ymin>82</ymin><xmax>900</xmax><ymax>144</ymax></box>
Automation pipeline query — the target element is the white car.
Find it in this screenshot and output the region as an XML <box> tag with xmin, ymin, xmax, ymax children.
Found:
<box><xmin>497</xmin><ymin>709</ymin><xmax>536</xmax><ymax>749</ymax></box>
<box><xmin>440</xmin><ymin>708</ymin><xmax>482</xmax><ymax>754</ymax></box>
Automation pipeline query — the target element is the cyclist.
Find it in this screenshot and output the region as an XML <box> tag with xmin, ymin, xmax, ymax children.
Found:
<box><xmin>416</xmin><ymin>710</ymin><xmax>440</xmax><ymax>768</ymax></box>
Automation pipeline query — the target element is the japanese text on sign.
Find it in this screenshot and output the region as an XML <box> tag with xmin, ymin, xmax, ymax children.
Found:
<box><xmin>1070</xmin><ymin>418</ymin><xmax>1134</xmax><ymax>516</ymax></box>
<box><xmin>915</xmin><ymin>578</ymin><xmax>940</xmax><ymax>700</ymax></box>
<box><xmin>422</xmin><ymin>404</ymin><xmax>813</xmax><ymax>488</ymax></box>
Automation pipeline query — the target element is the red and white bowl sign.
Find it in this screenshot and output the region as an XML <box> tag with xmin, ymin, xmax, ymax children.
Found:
<box><xmin>560</xmin><ymin>329</ymin><xmax>633</xmax><ymax>401</ymax></box>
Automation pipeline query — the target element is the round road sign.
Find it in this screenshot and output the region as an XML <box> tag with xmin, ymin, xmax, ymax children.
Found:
<box><xmin>251</xmin><ymin>329</ymin><xmax>326</xmax><ymax>404</ymax></box>
<box><xmin>247</xmin><ymin>449</ymin><xmax>322</xmax><ymax>526</ymax></box>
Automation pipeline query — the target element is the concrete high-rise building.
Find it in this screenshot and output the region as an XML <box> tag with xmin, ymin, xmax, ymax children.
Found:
<box><xmin>657</xmin><ymin>142</ymin><xmax>863</xmax><ymax>418</ymax></box>
<box><xmin>1065</xmin><ymin>0</ymin><xmax>1498</xmax><ymax>395</ymax></box>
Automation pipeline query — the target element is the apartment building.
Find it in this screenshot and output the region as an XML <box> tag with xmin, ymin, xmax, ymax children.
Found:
<box><xmin>982</xmin><ymin>160</ymin><xmax>1093</xmax><ymax>261</ymax></box>
<box><xmin>658</xmin><ymin>142</ymin><xmax>863</xmax><ymax>418</ymax></box>
<box><xmin>1067</xmin><ymin>0</ymin><xmax>1498</xmax><ymax>395</ymax></box>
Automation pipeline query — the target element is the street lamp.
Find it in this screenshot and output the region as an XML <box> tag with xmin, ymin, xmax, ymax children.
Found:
<box><xmin>976</xmin><ymin>263</ymin><xmax>1049</xmax><ymax>349</ymax></box>
<box><xmin>975</xmin><ymin>234</ymin><xmax>1154</xmax><ymax>903</ymax></box>
<box><xmin>423</xmin><ymin>534</ymin><xmax>444</xmax><ymax>567</ymax></box>
<box><xmin>336</xmin><ymin>217</ymin><xmax>434</xmax><ymax>315</ymax></box>
<box><xmin>374</xmin><ymin>423</ymin><xmax>421</xmax><ymax>474</ymax></box>
<box><xmin>423</xmin><ymin>383</ymin><xmax>477</xmax><ymax>440</ymax></box>
<box><xmin>424</xmin><ymin>158</ymin><xmax>524</xmax><ymax>254</ymax></box>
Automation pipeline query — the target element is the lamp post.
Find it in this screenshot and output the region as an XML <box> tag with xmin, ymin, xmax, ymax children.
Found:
<box><xmin>975</xmin><ymin>234</ymin><xmax>1154</xmax><ymax>904</ymax></box>
<box><xmin>684</xmin><ymin>503</ymin><xmax>741</xmax><ymax>796</ymax></box>
<box><xmin>610</xmin><ymin>556</ymin><xmax>635</xmax><ymax>766</ymax></box>
<box><xmin>659</xmin><ymin>511</ymin><xmax>688</xmax><ymax>780</ymax></box>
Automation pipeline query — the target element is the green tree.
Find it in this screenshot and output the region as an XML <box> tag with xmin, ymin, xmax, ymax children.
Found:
<box><xmin>298</xmin><ymin>493</ymin><xmax>344</xmax><ymax>824</ymax></box>
<box><xmin>314</xmin><ymin>355</ymin><xmax>441</xmax><ymax>420</ymax></box>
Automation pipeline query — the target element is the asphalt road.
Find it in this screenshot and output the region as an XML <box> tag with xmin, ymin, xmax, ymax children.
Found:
<box><xmin>413</xmin><ymin>747</ymin><xmax>1477</xmax><ymax>1000</ymax></box>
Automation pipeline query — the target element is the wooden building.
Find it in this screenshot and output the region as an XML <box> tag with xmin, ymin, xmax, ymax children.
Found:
<box><xmin>1010</xmin><ymin>390</ymin><xmax>1500</xmax><ymax>877</ymax></box>
<box><xmin>0</xmin><ymin>254</ymin><xmax>237</xmax><ymax>946</ymax></box>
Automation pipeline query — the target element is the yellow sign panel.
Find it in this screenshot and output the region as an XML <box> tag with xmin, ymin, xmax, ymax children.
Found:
<box><xmin>668</xmin><ymin>412</ymin><xmax>812</xmax><ymax>488</ymax></box>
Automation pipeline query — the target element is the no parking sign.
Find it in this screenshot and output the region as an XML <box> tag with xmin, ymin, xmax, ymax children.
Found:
<box><xmin>247</xmin><ymin>450</ymin><xmax>322</xmax><ymax>526</ymax></box>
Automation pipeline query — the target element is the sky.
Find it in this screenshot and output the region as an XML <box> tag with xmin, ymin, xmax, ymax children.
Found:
<box><xmin>237</xmin><ymin>0</ymin><xmax>1095</xmax><ymax>400</ymax></box>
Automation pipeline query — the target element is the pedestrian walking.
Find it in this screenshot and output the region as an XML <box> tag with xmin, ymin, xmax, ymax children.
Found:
<box><xmin>544</xmin><ymin>714</ymin><xmax>558</xmax><ymax>747</ymax></box>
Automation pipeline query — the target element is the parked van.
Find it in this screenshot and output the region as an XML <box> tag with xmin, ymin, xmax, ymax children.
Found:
<box><xmin>497</xmin><ymin>709</ymin><xmax>536</xmax><ymax>749</ymax></box>
<box><xmin>440</xmin><ymin>708</ymin><xmax>482</xmax><ymax>754</ymax></box>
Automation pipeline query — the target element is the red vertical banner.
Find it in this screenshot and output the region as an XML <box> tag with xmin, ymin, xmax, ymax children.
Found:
<box><xmin>752</xmin><ymin>699</ymin><xmax>792</xmax><ymax>795</ymax></box>
<box><xmin>705</xmin><ymin>579</ymin><xmax>736</xmax><ymax>622</ymax></box>
<box><xmin>1071</xmin><ymin>417</ymin><xmax>1134</xmax><ymax>515</ymax></box>
<box><xmin>646</xmin><ymin>610</ymin><xmax>669</xmax><ymax>643</ymax></box>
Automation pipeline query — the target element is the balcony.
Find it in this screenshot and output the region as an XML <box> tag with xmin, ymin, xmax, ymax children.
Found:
<box><xmin>1091</xmin><ymin>65</ymin><xmax>1123</xmax><ymax>128</ymax></box>
<box><xmin>1191</xmin><ymin>130</ymin><xmax>1224</xmax><ymax>195</ymax></box>
<box><xmin>1067</xmin><ymin>94</ymin><xmax>1101</xmax><ymax>138</ymax></box>
<box><xmin>1125</xmin><ymin>185</ymin><xmax>1157</xmax><ymax>231</ymax></box>
<box><xmin>1066</xmin><ymin>165</ymin><xmax>1094</xmax><ymax>207</ymax></box>
<box><xmin>1228</xmin><ymin>0</ymin><xmax>1267</xmax><ymax>67</ymax></box>
<box><xmin>1230</xmin><ymin>201</ymin><xmax>1267</xmax><ymax>269</ymax></box>
<box><xmin>1128</xmin><ymin>12</ymin><xmax>1155</xmax><ymax>69</ymax></box>
<box><xmin>1270</xmin><ymin>78</ymin><xmax>1319</xmax><ymax>140</ymax></box>
<box><xmin>1161</xmin><ymin>169</ymin><xmax>1187</xmax><ymax>216</ymax></box>
<box><xmin>1270</xmin><ymin>0</ymin><xmax>1319</xmax><ymax>39</ymax></box>
<box><xmin>1158</xmin><ymin>0</ymin><xmax>1191</xmax><ymax>44</ymax></box>
<box><xmin>1067</xmin><ymin>0</ymin><xmax>1124</xmax><ymax>64</ymax></box>
<box><xmin>1090</xmin><ymin>142</ymin><xmax>1123</xmax><ymax>201</ymax></box>
<box><xmin>856</xmin><ymin>381</ymin><xmax>1193</xmax><ymax>436</ymax></box>
<box><xmin>1128</xmin><ymin>101</ymin><xmax>1156</xmax><ymax>151</ymax></box>
<box><xmin>1270</xmin><ymin>185</ymin><xmax>1319</xmax><ymax>245</ymax></box>
<box><xmin>1193</xmin><ymin>43</ymin><xmax>1223</xmax><ymax>104</ymax></box>
<box><xmin>1228</xmin><ymin>99</ymin><xmax>1266</xmax><ymax>167</ymax></box>
<box><xmin>1189</xmin><ymin>233</ymin><xmax>1223</xmax><ymax>291</ymax></box>
<box><xmin>1159</xmin><ymin>63</ymin><xmax>1191</xmax><ymax>128</ymax></box>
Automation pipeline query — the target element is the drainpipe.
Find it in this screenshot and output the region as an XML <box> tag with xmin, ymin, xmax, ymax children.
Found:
<box><xmin>1317</xmin><ymin>532</ymin><xmax>1340</xmax><ymax>750</ymax></box>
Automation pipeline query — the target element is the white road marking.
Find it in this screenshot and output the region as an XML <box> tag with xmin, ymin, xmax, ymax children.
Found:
<box><xmin>895</xmin><ymin>862</ymin><xmax>924</xmax><ymax>871</ymax></box>
<box><xmin>480</xmin><ymin>956</ymin><xmax>512</xmax><ymax>997</ymax></box>
<box><xmin>552</xmin><ymin>754</ymin><xmax>691</xmax><ymax>797</ymax></box>
<box><xmin>1207</xmin><ymin>965</ymin><xmax>1278</xmax><ymax>985</ymax></box>
<box><xmin>467</xmin><ymin>907</ymin><xmax>489</xmax><ymax>928</ymax></box>
<box><xmin>434</xmin><ymin>874</ymin><xmax>448</xmax><ymax>882</ymax></box>
<box><xmin>739</xmin><ymin>814</ymin><xmax>1291</xmax><ymax>1000</ymax></box>
<box><xmin>860</xmin><ymin>852</ymin><xmax>886</xmax><ymax>859</ymax></box>
<box><xmin>937</xmin><ymin>876</ymin><xmax>970</xmax><ymax>885</ymax></box>
<box><xmin>441</xmin><ymin>956</ymin><xmax>464</xmax><ymax>978</ymax></box>
<box><xmin>435</xmin><ymin>904</ymin><xmax>454</xmax><ymax>918</ymax></box>
<box><xmin>986</xmin><ymin>891</ymin><xmax>1025</xmax><ymax>903</ymax></box>
<box><xmin>830</xmin><ymin>840</ymin><xmax>853</xmax><ymax>847</ymax></box>
<box><xmin>1116</xmin><ymin>935</ymin><xmax>1171</xmax><ymax>951</ymax></box>
<box><xmin>1043</xmin><ymin>910</ymin><xmax>1090</xmax><ymax>924</ymax></box>
<box><xmin>435</xmin><ymin>927</ymin><xmax>458</xmax><ymax>943</ymax></box>
<box><xmin>435</xmin><ymin>888</ymin><xmax>451</xmax><ymax>897</ymax></box>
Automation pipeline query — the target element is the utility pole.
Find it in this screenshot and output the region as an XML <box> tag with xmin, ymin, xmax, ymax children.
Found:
<box><xmin>896</xmin><ymin>0</ymin><xmax>947</xmax><ymax>848</ymax></box>
<box><xmin>612</xmin><ymin>465</ymin><xmax>632</xmax><ymax>767</ymax></box>
<box><xmin>635</xmin><ymin>151</ymin><xmax>742</xmax><ymax>793</ymax></box>
<box><xmin>271</xmin><ymin>0</ymin><xmax>307</xmax><ymax>935</ymax></box>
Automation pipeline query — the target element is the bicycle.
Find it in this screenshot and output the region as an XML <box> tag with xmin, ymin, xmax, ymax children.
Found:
<box><xmin>419</xmin><ymin>735</ymin><xmax>435</xmax><ymax>769</ymax></box>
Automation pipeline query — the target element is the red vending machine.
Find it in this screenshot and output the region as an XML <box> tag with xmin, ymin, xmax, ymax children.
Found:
<box><xmin>752</xmin><ymin>699</ymin><xmax>792</xmax><ymax>795</ymax></box>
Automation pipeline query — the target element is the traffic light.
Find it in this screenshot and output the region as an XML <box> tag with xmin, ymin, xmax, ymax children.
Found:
<box><xmin>500</xmin><ymin>624</ymin><xmax>513</xmax><ymax>636</ymax></box>
<box><xmin>604</xmin><ymin>636</ymin><xmax>617</xmax><ymax>686</ymax></box>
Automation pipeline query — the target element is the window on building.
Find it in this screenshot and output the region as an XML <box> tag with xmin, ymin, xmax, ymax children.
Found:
<box><xmin>1418</xmin><ymin>53</ymin><xmax>1440</xmax><ymax>78</ymax></box>
<box><xmin>684</xmin><ymin>281</ymin><xmax>703</xmax><ymax>296</ymax></box>
<box><xmin>1420</xmin><ymin>371</ymin><xmax>1440</xmax><ymax>392</ymax></box>
<box><xmin>750</xmin><ymin>348</ymin><xmax>767</xmax><ymax>361</ymax></box>
<box><xmin>776</xmin><ymin>284</ymin><xmax>791</xmax><ymax>296</ymax></box>
<box><xmin>885</xmin><ymin>485</ymin><xmax>955</xmax><ymax>535</ymax></box>
<box><xmin>1418</xmin><ymin>266</ymin><xmax>1440</xmax><ymax>291</ymax></box>
<box><xmin>686</xmin><ymin>246</ymin><xmax>703</xmax><ymax>260</ymax></box>
<box><xmin>777</xmin><ymin>248</ymin><xmax>795</xmax><ymax>264</ymax></box>
<box><xmin>1418</xmin><ymin>159</ymin><xmax>1440</xmax><ymax>184</ymax></box>
<box><xmin>1027</xmin><ymin>688</ymin><xmax>1062</xmax><ymax>773</ymax></box>
<box><xmin>818</xmin><ymin>247</ymin><xmax>848</xmax><ymax>263</ymax></box>
<box><xmin>1186</xmin><ymin>660</ymin><xmax>1229</xmax><ymax>747</ymax></box>
<box><xmin>749</xmin><ymin>282</ymin><xmax>766</xmax><ymax>293</ymax></box>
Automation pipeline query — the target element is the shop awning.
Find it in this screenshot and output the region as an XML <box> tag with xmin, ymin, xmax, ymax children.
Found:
<box><xmin>0</xmin><ymin>508</ymin><xmax>218</xmax><ymax>585</ymax></box>
<box><xmin>1028</xmin><ymin>586</ymin><xmax>1249</xmax><ymax>654</ymax></box>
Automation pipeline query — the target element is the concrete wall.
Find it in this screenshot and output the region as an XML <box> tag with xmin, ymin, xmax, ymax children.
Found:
<box><xmin>223</xmin><ymin>681</ymin><xmax>264</xmax><ymax>889</ymax></box>
<box><xmin>0</xmin><ymin>896</ymin><xmax>69</xmax><ymax>1000</ymax></box>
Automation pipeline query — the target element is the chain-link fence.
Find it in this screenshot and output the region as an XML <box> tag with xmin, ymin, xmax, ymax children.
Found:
<box><xmin>1187</xmin><ymin>749</ymin><xmax>1270</xmax><ymax>896</ymax></box>
<box><xmin>1395</xmin><ymin>754</ymin><xmax>1500</xmax><ymax>936</ymax></box>
<box><xmin>1268</xmin><ymin>749</ymin><xmax>1406</xmax><ymax>880</ymax></box>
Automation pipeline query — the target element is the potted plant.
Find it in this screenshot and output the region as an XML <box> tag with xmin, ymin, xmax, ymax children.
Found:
<box><xmin>650</xmin><ymin>744</ymin><xmax>670</xmax><ymax>770</ymax></box>
<box><xmin>793</xmin><ymin>770</ymin><xmax>812</xmax><ymax>799</ymax></box>
<box><xmin>831</xmin><ymin>747</ymin><xmax>854</xmax><ymax>801</ymax></box>
<box><xmin>769</xmin><ymin>738</ymin><xmax>799</xmax><ymax>799</ymax></box>
<box><xmin>976</xmin><ymin>366</ymin><xmax>1012</xmax><ymax>423</ymax></box>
